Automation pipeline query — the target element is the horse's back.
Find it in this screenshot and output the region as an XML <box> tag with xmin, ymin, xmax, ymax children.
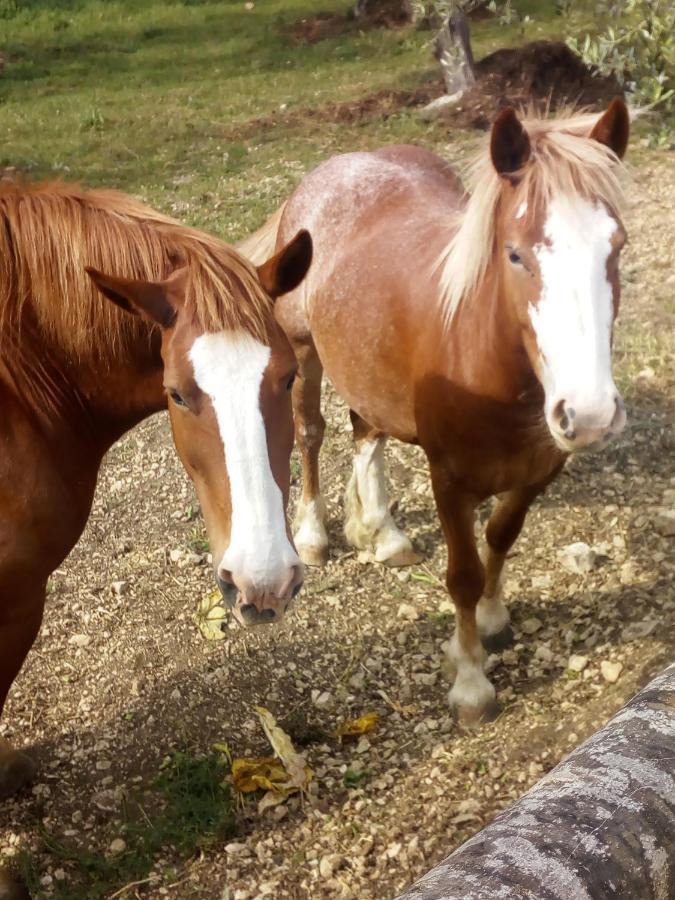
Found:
<box><xmin>276</xmin><ymin>146</ymin><xmax>462</xmax><ymax>439</ymax></box>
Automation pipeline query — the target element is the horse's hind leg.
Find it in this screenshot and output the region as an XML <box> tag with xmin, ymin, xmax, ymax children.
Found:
<box><xmin>291</xmin><ymin>343</ymin><xmax>330</xmax><ymax>566</ymax></box>
<box><xmin>344</xmin><ymin>411</ymin><xmax>419</xmax><ymax>567</ymax></box>
<box><xmin>478</xmin><ymin>471</ymin><xmax>562</xmax><ymax>651</ymax></box>
<box><xmin>0</xmin><ymin>571</ymin><xmax>46</xmax><ymax>799</ymax></box>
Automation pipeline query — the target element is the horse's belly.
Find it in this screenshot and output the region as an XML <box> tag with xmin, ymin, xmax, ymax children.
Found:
<box><xmin>312</xmin><ymin>327</ymin><xmax>417</xmax><ymax>441</ymax></box>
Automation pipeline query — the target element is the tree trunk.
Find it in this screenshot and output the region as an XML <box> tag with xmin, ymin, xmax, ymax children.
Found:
<box><xmin>352</xmin><ymin>0</ymin><xmax>414</xmax><ymax>26</ymax></box>
<box><xmin>434</xmin><ymin>9</ymin><xmax>476</xmax><ymax>97</ymax></box>
<box><xmin>397</xmin><ymin>664</ymin><xmax>675</xmax><ymax>900</ymax></box>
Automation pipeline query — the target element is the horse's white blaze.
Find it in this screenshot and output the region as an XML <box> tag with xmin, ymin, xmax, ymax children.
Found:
<box><xmin>189</xmin><ymin>332</ymin><xmax>299</xmax><ymax>591</ymax></box>
<box><xmin>344</xmin><ymin>437</ymin><xmax>413</xmax><ymax>562</ymax></box>
<box><xmin>515</xmin><ymin>200</ymin><xmax>528</xmax><ymax>219</ymax></box>
<box><xmin>530</xmin><ymin>196</ymin><xmax>620</xmax><ymax>434</ymax></box>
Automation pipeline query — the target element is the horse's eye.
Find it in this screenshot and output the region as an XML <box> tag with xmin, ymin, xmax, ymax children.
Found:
<box><xmin>169</xmin><ymin>389</ymin><xmax>188</xmax><ymax>408</ymax></box>
<box><xmin>508</xmin><ymin>249</ymin><xmax>523</xmax><ymax>266</ymax></box>
<box><xmin>286</xmin><ymin>373</ymin><xmax>297</xmax><ymax>391</ymax></box>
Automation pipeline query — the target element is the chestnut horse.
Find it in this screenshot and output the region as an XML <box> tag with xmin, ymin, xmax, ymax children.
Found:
<box><xmin>0</xmin><ymin>180</ymin><xmax>312</xmax><ymax>799</ymax></box>
<box><xmin>241</xmin><ymin>100</ymin><xmax>630</xmax><ymax>723</ymax></box>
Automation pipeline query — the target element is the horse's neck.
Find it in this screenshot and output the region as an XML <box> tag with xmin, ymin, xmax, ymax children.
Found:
<box><xmin>447</xmin><ymin>270</ymin><xmax>538</xmax><ymax>403</ymax></box>
<box><xmin>2</xmin><ymin>320</ymin><xmax>165</xmax><ymax>453</ymax></box>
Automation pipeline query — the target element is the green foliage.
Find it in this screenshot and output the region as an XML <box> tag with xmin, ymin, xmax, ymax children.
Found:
<box><xmin>17</xmin><ymin>751</ymin><xmax>237</xmax><ymax>899</ymax></box>
<box><xmin>343</xmin><ymin>767</ymin><xmax>368</xmax><ymax>788</ymax></box>
<box><xmin>567</xmin><ymin>0</ymin><xmax>674</xmax><ymax>116</ymax></box>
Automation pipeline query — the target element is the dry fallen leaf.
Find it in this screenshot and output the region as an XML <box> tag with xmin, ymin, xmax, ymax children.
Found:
<box><xmin>231</xmin><ymin>757</ymin><xmax>294</xmax><ymax>795</ymax></box>
<box><xmin>255</xmin><ymin>706</ymin><xmax>312</xmax><ymax>791</ymax></box>
<box><xmin>336</xmin><ymin>712</ymin><xmax>380</xmax><ymax>741</ymax></box>
<box><xmin>194</xmin><ymin>590</ymin><xmax>226</xmax><ymax>641</ymax></box>
<box><xmin>230</xmin><ymin>708</ymin><xmax>313</xmax><ymax>813</ymax></box>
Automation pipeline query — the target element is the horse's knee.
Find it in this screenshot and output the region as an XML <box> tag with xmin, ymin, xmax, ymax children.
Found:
<box><xmin>296</xmin><ymin>416</ymin><xmax>325</xmax><ymax>455</ymax></box>
<box><xmin>446</xmin><ymin>565</ymin><xmax>485</xmax><ymax>609</ymax></box>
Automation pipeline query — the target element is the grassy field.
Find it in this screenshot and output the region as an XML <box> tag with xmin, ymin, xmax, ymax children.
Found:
<box><xmin>1</xmin><ymin>2</ymin><xmax>672</xmax><ymax>899</ymax></box>
<box><xmin>0</xmin><ymin>0</ymin><xmax>611</xmax><ymax>240</ymax></box>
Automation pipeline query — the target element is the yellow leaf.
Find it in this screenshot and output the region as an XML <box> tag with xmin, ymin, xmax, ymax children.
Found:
<box><xmin>336</xmin><ymin>712</ymin><xmax>380</xmax><ymax>740</ymax></box>
<box><xmin>255</xmin><ymin>706</ymin><xmax>312</xmax><ymax>791</ymax></box>
<box><xmin>194</xmin><ymin>591</ymin><xmax>226</xmax><ymax>641</ymax></box>
<box><xmin>231</xmin><ymin>757</ymin><xmax>291</xmax><ymax>794</ymax></box>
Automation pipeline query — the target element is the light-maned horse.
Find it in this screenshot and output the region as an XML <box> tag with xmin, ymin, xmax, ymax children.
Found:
<box><xmin>0</xmin><ymin>180</ymin><xmax>312</xmax><ymax>799</ymax></box>
<box><xmin>241</xmin><ymin>100</ymin><xmax>631</xmax><ymax>723</ymax></box>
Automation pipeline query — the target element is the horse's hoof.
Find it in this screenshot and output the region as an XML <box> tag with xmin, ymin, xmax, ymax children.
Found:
<box><xmin>379</xmin><ymin>547</ymin><xmax>422</xmax><ymax>568</ymax></box>
<box><xmin>0</xmin><ymin>744</ymin><xmax>37</xmax><ymax>800</ymax></box>
<box><xmin>450</xmin><ymin>696</ymin><xmax>501</xmax><ymax>727</ymax></box>
<box><xmin>296</xmin><ymin>543</ymin><xmax>329</xmax><ymax>568</ymax></box>
<box><xmin>481</xmin><ymin>623</ymin><xmax>514</xmax><ymax>653</ymax></box>
<box><xmin>0</xmin><ymin>868</ymin><xmax>30</xmax><ymax>900</ymax></box>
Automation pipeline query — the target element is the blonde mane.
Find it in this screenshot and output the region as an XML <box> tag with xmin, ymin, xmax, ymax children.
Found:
<box><xmin>438</xmin><ymin>110</ymin><xmax>628</xmax><ymax>327</ymax></box>
<box><xmin>0</xmin><ymin>180</ymin><xmax>272</xmax><ymax>359</ymax></box>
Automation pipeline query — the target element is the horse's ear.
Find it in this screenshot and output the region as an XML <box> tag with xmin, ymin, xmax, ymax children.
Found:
<box><xmin>257</xmin><ymin>229</ymin><xmax>313</xmax><ymax>300</ymax></box>
<box><xmin>490</xmin><ymin>107</ymin><xmax>531</xmax><ymax>176</ymax></box>
<box><xmin>589</xmin><ymin>98</ymin><xmax>630</xmax><ymax>159</ymax></box>
<box><xmin>85</xmin><ymin>266</ymin><xmax>187</xmax><ymax>328</ymax></box>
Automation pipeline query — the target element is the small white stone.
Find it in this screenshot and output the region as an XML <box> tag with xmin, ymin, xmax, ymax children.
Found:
<box><xmin>69</xmin><ymin>633</ymin><xmax>90</xmax><ymax>647</ymax></box>
<box><xmin>568</xmin><ymin>654</ymin><xmax>589</xmax><ymax>673</ymax></box>
<box><xmin>314</xmin><ymin>691</ymin><xmax>333</xmax><ymax>710</ymax></box>
<box><xmin>558</xmin><ymin>542</ymin><xmax>597</xmax><ymax>574</ymax></box>
<box><xmin>319</xmin><ymin>856</ymin><xmax>335</xmax><ymax>878</ymax></box>
<box><xmin>531</xmin><ymin>574</ymin><xmax>552</xmax><ymax>590</ymax></box>
<box><xmin>600</xmin><ymin>660</ymin><xmax>623</xmax><ymax>684</ymax></box>
<box><xmin>535</xmin><ymin>645</ymin><xmax>554</xmax><ymax>662</ymax></box>
<box><xmin>412</xmin><ymin>672</ymin><xmax>438</xmax><ymax>686</ymax></box>
<box><xmin>109</xmin><ymin>838</ymin><xmax>126</xmax><ymax>854</ymax></box>
<box><xmin>397</xmin><ymin>602</ymin><xmax>419</xmax><ymax>621</ymax></box>
<box><xmin>225</xmin><ymin>842</ymin><xmax>250</xmax><ymax>856</ymax></box>
<box><xmin>521</xmin><ymin>617</ymin><xmax>543</xmax><ymax>635</ymax></box>
<box><xmin>111</xmin><ymin>580</ymin><xmax>129</xmax><ymax>597</ymax></box>
<box><xmin>169</xmin><ymin>548</ymin><xmax>183</xmax><ymax>563</ymax></box>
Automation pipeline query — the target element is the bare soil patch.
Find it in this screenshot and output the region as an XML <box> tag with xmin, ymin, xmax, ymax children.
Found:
<box><xmin>224</xmin><ymin>41</ymin><xmax>621</xmax><ymax>140</ymax></box>
<box><xmin>0</xmin><ymin>155</ymin><xmax>673</xmax><ymax>899</ymax></box>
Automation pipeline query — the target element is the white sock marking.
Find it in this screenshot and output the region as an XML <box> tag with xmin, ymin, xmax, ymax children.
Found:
<box><xmin>446</xmin><ymin>632</ymin><xmax>496</xmax><ymax>711</ymax></box>
<box><xmin>294</xmin><ymin>496</ymin><xmax>328</xmax><ymax>553</ymax></box>
<box><xmin>344</xmin><ymin>437</ymin><xmax>412</xmax><ymax>560</ymax></box>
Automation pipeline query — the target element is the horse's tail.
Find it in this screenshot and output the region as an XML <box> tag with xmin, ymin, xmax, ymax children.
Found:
<box><xmin>237</xmin><ymin>201</ymin><xmax>287</xmax><ymax>265</ymax></box>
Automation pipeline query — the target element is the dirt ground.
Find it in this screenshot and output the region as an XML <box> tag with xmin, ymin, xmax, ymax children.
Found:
<box><xmin>1</xmin><ymin>151</ymin><xmax>674</xmax><ymax>898</ymax></box>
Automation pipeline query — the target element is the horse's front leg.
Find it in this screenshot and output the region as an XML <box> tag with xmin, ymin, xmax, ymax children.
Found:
<box><xmin>478</xmin><ymin>469</ymin><xmax>563</xmax><ymax>651</ymax></box>
<box><xmin>0</xmin><ymin>570</ymin><xmax>46</xmax><ymax>799</ymax></box>
<box><xmin>429</xmin><ymin>464</ymin><xmax>498</xmax><ymax>724</ymax></box>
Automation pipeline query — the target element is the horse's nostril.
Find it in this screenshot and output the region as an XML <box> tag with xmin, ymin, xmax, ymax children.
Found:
<box><xmin>239</xmin><ymin>603</ymin><xmax>258</xmax><ymax>624</ymax></box>
<box><xmin>552</xmin><ymin>398</ymin><xmax>567</xmax><ymax>422</ymax></box>
<box><xmin>259</xmin><ymin>608</ymin><xmax>276</xmax><ymax>623</ymax></box>
<box><xmin>292</xmin><ymin>581</ymin><xmax>303</xmax><ymax>598</ymax></box>
<box><xmin>217</xmin><ymin>576</ymin><xmax>237</xmax><ymax>608</ymax></box>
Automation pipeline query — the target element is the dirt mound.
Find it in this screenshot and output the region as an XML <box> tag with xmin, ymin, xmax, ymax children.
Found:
<box><xmin>236</xmin><ymin>41</ymin><xmax>620</xmax><ymax>139</ymax></box>
<box><xmin>476</xmin><ymin>40</ymin><xmax>622</xmax><ymax>109</ymax></box>
<box><xmin>425</xmin><ymin>40</ymin><xmax>622</xmax><ymax>130</ymax></box>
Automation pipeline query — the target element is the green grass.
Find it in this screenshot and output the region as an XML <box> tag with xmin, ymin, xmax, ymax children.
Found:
<box><xmin>0</xmin><ymin>0</ymin><xmax>593</xmax><ymax>241</ymax></box>
<box><xmin>16</xmin><ymin>750</ymin><xmax>237</xmax><ymax>899</ymax></box>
